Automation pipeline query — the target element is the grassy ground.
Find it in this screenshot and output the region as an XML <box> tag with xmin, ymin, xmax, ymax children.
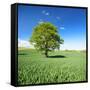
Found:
<box><xmin>18</xmin><ymin>49</ymin><xmax>86</xmax><ymax>85</ymax></box>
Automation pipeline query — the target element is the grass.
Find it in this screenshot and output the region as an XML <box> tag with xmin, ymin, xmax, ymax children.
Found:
<box><xmin>18</xmin><ymin>49</ymin><xmax>86</xmax><ymax>85</ymax></box>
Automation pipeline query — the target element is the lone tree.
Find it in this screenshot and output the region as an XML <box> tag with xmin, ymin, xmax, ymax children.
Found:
<box><xmin>30</xmin><ymin>22</ymin><xmax>64</xmax><ymax>57</ymax></box>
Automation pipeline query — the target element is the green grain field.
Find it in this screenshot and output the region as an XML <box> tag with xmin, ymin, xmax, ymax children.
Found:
<box><xmin>18</xmin><ymin>49</ymin><xmax>86</xmax><ymax>85</ymax></box>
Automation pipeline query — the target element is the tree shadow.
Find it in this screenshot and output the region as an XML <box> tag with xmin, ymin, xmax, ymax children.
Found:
<box><xmin>48</xmin><ymin>55</ymin><xmax>66</xmax><ymax>58</ymax></box>
<box><xmin>18</xmin><ymin>53</ymin><xmax>28</xmax><ymax>56</ymax></box>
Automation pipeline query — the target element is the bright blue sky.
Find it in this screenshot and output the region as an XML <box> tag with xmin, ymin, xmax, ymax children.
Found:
<box><xmin>18</xmin><ymin>5</ymin><xmax>86</xmax><ymax>50</ymax></box>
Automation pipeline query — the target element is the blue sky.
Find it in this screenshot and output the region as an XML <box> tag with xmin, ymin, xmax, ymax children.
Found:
<box><xmin>18</xmin><ymin>5</ymin><xmax>86</xmax><ymax>50</ymax></box>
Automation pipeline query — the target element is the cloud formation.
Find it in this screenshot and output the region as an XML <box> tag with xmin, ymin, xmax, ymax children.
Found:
<box><xmin>18</xmin><ymin>39</ymin><xmax>34</xmax><ymax>49</ymax></box>
<box><xmin>42</xmin><ymin>10</ymin><xmax>50</xmax><ymax>16</ymax></box>
<box><xmin>38</xmin><ymin>19</ymin><xmax>44</xmax><ymax>24</ymax></box>
<box><xmin>60</xmin><ymin>26</ymin><xmax>65</xmax><ymax>30</ymax></box>
<box><xmin>60</xmin><ymin>40</ymin><xmax>86</xmax><ymax>50</ymax></box>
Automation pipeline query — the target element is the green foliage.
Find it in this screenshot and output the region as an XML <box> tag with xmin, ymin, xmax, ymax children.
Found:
<box><xmin>18</xmin><ymin>49</ymin><xmax>86</xmax><ymax>85</ymax></box>
<box><xmin>30</xmin><ymin>22</ymin><xmax>64</xmax><ymax>57</ymax></box>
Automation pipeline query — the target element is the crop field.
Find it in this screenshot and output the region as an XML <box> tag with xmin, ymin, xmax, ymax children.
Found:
<box><xmin>18</xmin><ymin>49</ymin><xmax>86</xmax><ymax>85</ymax></box>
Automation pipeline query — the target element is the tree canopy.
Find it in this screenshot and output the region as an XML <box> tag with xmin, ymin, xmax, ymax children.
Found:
<box><xmin>30</xmin><ymin>22</ymin><xmax>64</xmax><ymax>57</ymax></box>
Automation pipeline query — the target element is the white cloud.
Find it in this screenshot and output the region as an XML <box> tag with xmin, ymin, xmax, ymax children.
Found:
<box><xmin>18</xmin><ymin>39</ymin><xmax>34</xmax><ymax>49</ymax></box>
<box><xmin>60</xmin><ymin>40</ymin><xmax>86</xmax><ymax>50</ymax></box>
<box><xmin>56</xmin><ymin>16</ymin><xmax>61</xmax><ymax>20</ymax></box>
<box><xmin>38</xmin><ymin>19</ymin><xmax>44</xmax><ymax>24</ymax></box>
<box><xmin>60</xmin><ymin>26</ymin><xmax>65</xmax><ymax>30</ymax></box>
<box><xmin>45</xmin><ymin>12</ymin><xmax>49</xmax><ymax>15</ymax></box>
<box><xmin>42</xmin><ymin>10</ymin><xmax>50</xmax><ymax>16</ymax></box>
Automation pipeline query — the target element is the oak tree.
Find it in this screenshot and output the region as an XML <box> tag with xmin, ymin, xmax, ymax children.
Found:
<box><xmin>30</xmin><ymin>22</ymin><xmax>64</xmax><ymax>57</ymax></box>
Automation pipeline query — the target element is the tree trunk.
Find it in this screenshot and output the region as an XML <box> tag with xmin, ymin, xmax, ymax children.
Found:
<box><xmin>45</xmin><ymin>41</ymin><xmax>48</xmax><ymax>57</ymax></box>
<box><xmin>45</xmin><ymin>50</ymin><xmax>48</xmax><ymax>57</ymax></box>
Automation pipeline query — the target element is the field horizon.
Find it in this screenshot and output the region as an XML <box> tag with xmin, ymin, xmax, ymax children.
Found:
<box><xmin>18</xmin><ymin>47</ymin><xmax>86</xmax><ymax>51</ymax></box>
